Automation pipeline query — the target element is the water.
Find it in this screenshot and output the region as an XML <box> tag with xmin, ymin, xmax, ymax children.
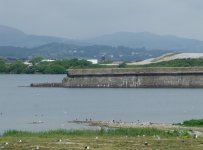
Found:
<box><xmin>0</xmin><ymin>74</ymin><xmax>203</xmax><ymax>132</ymax></box>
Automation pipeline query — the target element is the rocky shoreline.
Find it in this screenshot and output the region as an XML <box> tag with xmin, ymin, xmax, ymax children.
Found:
<box><xmin>69</xmin><ymin>120</ymin><xmax>177</xmax><ymax>129</ymax></box>
<box><xmin>69</xmin><ymin>119</ymin><xmax>203</xmax><ymax>137</ymax></box>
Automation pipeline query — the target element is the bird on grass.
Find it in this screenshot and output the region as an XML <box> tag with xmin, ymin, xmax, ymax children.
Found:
<box><xmin>144</xmin><ymin>142</ymin><xmax>148</xmax><ymax>146</ymax></box>
<box><xmin>32</xmin><ymin>145</ymin><xmax>39</xmax><ymax>150</ymax></box>
<box><xmin>18</xmin><ymin>139</ymin><xmax>22</xmax><ymax>143</ymax></box>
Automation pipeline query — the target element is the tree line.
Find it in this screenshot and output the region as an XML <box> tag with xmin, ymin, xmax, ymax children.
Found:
<box><xmin>1</xmin><ymin>57</ymin><xmax>203</xmax><ymax>74</ymax></box>
<box><xmin>0</xmin><ymin>57</ymin><xmax>100</xmax><ymax>74</ymax></box>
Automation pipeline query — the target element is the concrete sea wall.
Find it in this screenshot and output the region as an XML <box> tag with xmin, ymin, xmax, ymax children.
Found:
<box><xmin>30</xmin><ymin>82</ymin><xmax>62</xmax><ymax>87</ymax></box>
<box><xmin>62</xmin><ymin>67</ymin><xmax>203</xmax><ymax>88</ymax></box>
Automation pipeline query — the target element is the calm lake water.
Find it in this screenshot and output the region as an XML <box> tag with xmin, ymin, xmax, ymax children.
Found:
<box><xmin>0</xmin><ymin>74</ymin><xmax>203</xmax><ymax>132</ymax></box>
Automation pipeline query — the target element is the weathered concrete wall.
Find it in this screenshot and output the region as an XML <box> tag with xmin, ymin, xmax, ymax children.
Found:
<box><xmin>67</xmin><ymin>67</ymin><xmax>203</xmax><ymax>76</ymax></box>
<box><xmin>62</xmin><ymin>75</ymin><xmax>203</xmax><ymax>88</ymax></box>
<box><xmin>62</xmin><ymin>68</ymin><xmax>203</xmax><ymax>88</ymax></box>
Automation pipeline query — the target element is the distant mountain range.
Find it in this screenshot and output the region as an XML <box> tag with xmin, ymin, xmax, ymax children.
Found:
<box><xmin>0</xmin><ymin>43</ymin><xmax>166</xmax><ymax>61</ymax></box>
<box><xmin>0</xmin><ymin>25</ymin><xmax>203</xmax><ymax>61</ymax></box>
<box><xmin>0</xmin><ymin>25</ymin><xmax>67</xmax><ymax>47</ymax></box>
<box><xmin>85</xmin><ymin>32</ymin><xmax>203</xmax><ymax>52</ymax></box>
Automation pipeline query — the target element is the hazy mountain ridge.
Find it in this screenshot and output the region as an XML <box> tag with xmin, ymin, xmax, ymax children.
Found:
<box><xmin>1</xmin><ymin>25</ymin><xmax>203</xmax><ymax>52</ymax></box>
<box><xmin>1</xmin><ymin>25</ymin><xmax>203</xmax><ymax>61</ymax></box>
<box><xmin>0</xmin><ymin>25</ymin><xmax>67</xmax><ymax>47</ymax></box>
<box><xmin>0</xmin><ymin>43</ymin><xmax>167</xmax><ymax>61</ymax></box>
<box><xmin>85</xmin><ymin>32</ymin><xmax>203</xmax><ymax>52</ymax></box>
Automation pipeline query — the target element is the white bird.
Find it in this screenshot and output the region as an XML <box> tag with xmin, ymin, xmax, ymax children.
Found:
<box><xmin>194</xmin><ymin>134</ymin><xmax>198</xmax><ymax>139</ymax></box>
<box><xmin>58</xmin><ymin>139</ymin><xmax>62</xmax><ymax>142</ymax></box>
<box><xmin>85</xmin><ymin>146</ymin><xmax>90</xmax><ymax>149</ymax></box>
<box><xmin>156</xmin><ymin>135</ymin><xmax>160</xmax><ymax>140</ymax></box>
<box><xmin>32</xmin><ymin>146</ymin><xmax>39</xmax><ymax>150</ymax></box>
<box><xmin>18</xmin><ymin>139</ymin><xmax>22</xmax><ymax>143</ymax></box>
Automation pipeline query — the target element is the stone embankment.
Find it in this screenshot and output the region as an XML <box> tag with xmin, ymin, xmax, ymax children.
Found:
<box><xmin>62</xmin><ymin>67</ymin><xmax>203</xmax><ymax>88</ymax></box>
<box><xmin>31</xmin><ymin>67</ymin><xmax>203</xmax><ymax>88</ymax></box>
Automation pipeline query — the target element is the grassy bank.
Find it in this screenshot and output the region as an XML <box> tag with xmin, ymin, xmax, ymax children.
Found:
<box><xmin>1</xmin><ymin>128</ymin><xmax>202</xmax><ymax>150</ymax></box>
<box><xmin>3</xmin><ymin>128</ymin><xmax>188</xmax><ymax>138</ymax></box>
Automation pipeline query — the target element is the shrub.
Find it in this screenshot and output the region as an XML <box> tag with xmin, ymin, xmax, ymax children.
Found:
<box><xmin>182</xmin><ymin>119</ymin><xmax>203</xmax><ymax>127</ymax></box>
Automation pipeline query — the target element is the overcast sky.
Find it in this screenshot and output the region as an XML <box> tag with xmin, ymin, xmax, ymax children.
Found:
<box><xmin>0</xmin><ymin>0</ymin><xmax>203</xmax><ymax>40</ymax></box>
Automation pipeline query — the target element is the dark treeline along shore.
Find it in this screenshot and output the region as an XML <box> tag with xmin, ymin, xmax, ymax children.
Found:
<box><xmin>2</xmin><ymin>56</ymin><xmax>203</xmax><ymax>74</ymax></box>
<box><xmin>0</xmin><ymin>57</ymin><xmax>99</xmax><ymax>74</ymax></box>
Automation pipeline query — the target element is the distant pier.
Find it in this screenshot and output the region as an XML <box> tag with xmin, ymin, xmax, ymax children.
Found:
<box><xmin>62</xmin><ymin>67</ymin><xmax>203</xmax><ymax>88</ymax></box>
<box><xmin>31</xmin><ymin>67</ymin><xmax>203</xmax><ymax>88</ymax></box>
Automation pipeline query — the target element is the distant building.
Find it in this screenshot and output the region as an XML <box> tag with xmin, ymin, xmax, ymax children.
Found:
<box><xmin>87</xmin><ymin>59</ymin><xmax>98</xmax><ymax>64</ymax></box>
<box><xmin>41</xmin><ymin>59</ymin><xmax>55</xmax><ymax>62</ymax></box>
<box><xmin>23</xmin><ymin>61</ymin><xmax>33</xmax><ymax>66</ymax></box>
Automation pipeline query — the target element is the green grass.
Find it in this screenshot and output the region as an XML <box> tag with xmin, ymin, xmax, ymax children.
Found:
<box><xmin>2</xmin><ymin>128</ymin><xmax>188</xmax><ymax>138</ymax></box>
<box><xmin>182</xmin><ymin>119</ymin><xmax>203</xmax><ymax>127</ymax></box>
<box><xmin>1</xmin><ymin>128</ymin><xmax>202</xmax><ymax>150</ymax></box>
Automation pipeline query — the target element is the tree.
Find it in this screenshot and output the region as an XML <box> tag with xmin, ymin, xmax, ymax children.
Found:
<box><xmin>44</xmin><ymin>65</ymin><xmax>66</xmax><ymax>74</ymax></box>
<box><xmin>8</xmin><ymin>61</ymin><xmax>27</xmax><ymax>74</ymax></box>
<box><xmin>0</xmin><ymin>59</ymin><xmax>6</xmax><ymax>73</ymax></box>
<box><xmin>118</xmin><ymin>62</ymin><xmax>127</xmax><ymax>68</ymax></box>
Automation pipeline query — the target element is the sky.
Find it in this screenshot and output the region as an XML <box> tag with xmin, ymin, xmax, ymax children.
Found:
<box><xmin>0</xmin><ymin>0</ymin><xmax>203</xmax><ymax>40</ymax></box>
